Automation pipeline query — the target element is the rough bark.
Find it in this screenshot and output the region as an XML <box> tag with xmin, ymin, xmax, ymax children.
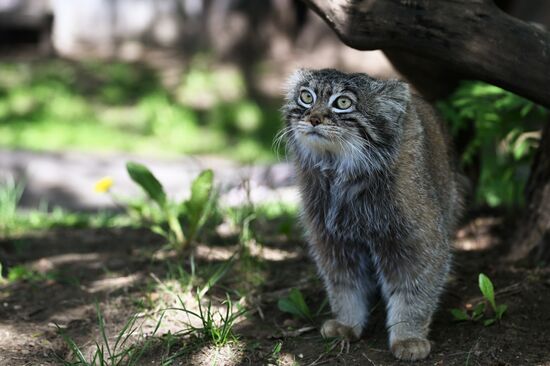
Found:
<box><xmin>302</xmin><ymin>0</ymin><xmax>550</xmax><ymax>108</ymax></box>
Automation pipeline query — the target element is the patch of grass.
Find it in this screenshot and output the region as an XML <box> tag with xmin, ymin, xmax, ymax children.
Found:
<box><xmin>0</xmin><ymin>204</ymin><xmax>132</xmax><ymax>238</ymax></box>
<box><xmin>3</xmin><ymin>264</ymin><xmax>49</xmax><ymax>282</ymax></box>
<box><xmin>0</xmin><ymin>59</ymin><xmax>280</xmax><ymax>162</ymax></box>
<box><xmin>0</xmin><ymin>263</ymin><xmax>80</xmax><ymax>286</ymax></box>
<box><xmin>57</xmin><ymin>304</ymin><xmax>163</xmax><ymax>366</ymax></box>
<box><xmin>174</xmin><ymin>293</ymin><xmax>246</xmax><ymax>348</ymax></box>
<box><xmin>0</xmin><ymin>179</ymin><xmax>136</xmax><ymax>237</ymax></box>
<box><xmin>147</xmin><ymin>254</ymin><xmax>236</xmax><ymax>314</ymax></box>
<box><xmin>0</xmin><ymin>177</ymin><xmax>24</xmax><ymax>236</ymax></box>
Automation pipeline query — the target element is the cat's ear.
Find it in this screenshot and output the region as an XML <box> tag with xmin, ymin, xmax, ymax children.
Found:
<box><xmin>284</xmin><ymin>69</ymin><xmax>311</xmax><ymax>100</ymax></box>
<box><xmin>375</xmin><ymin>80</ymin><xmax>410</xmax><ymax>123</ymax></box>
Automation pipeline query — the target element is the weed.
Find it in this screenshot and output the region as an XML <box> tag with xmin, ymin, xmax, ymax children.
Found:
<box><xmin>450</xmin><ymin>273</ymin><xmax>508</xmax><ymax>326</ymax></box>
<box><xmin>126</xmin><ymin>162</ymin><xmax>216</xmax><ymax>251</ymax></box>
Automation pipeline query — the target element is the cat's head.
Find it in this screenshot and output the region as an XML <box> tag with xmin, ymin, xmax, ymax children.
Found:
<box><xmin>280</xmin><ymin>68</ymin><xmax>410</xmax><ymax>175</ymax></box>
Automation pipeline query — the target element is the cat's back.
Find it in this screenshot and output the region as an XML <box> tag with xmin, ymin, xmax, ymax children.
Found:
<box><xmin>395</xmin><ymin>93</ymin><xmax>464</xmax><ymax>234</ymax></box>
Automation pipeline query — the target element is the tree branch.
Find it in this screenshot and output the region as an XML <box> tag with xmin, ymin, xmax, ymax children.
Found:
<box><xmin>303</xmin><ymin>0</ymin><xmax>550</xmax><ymax>108</ymax></box>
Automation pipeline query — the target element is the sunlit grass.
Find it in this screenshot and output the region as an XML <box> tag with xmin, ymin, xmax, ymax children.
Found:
<box><xmin>0</xmin><ymin>60</ymin><xmax>282</xmax><ymax>162</ymax></box>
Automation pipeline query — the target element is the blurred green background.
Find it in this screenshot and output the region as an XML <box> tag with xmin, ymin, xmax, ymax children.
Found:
<box><xmin>0</xmin><ymin>59</ymin><xmax>281</xmax><ymax>162</ymax></box>
<box><xmin>0</xmin><ymin>0</ymin><xmax>548</xmax><ymax>210</ymax></box>
<box><xmin>1</xmin><ymin>58</ymin><xmax>547</xmax><ymax>207</ymax></box>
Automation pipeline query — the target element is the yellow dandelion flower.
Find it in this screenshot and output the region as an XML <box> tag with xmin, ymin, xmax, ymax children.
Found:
<box><xmin>94</xmin><ymin>176</ymin><xmax>114</xmax><ymax>193</ymax></box>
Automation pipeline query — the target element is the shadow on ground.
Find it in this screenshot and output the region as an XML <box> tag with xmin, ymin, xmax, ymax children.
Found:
<box><xmin>1</xmin><ymin>213</ymin><xmax>550</xmax><ymax>365</ymax></box>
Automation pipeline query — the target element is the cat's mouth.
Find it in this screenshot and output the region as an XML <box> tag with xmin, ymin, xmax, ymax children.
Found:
<box><xmin>304</xmin><ymin>130</ymin><xmax>328</xmax><ymax>139</ymax></box>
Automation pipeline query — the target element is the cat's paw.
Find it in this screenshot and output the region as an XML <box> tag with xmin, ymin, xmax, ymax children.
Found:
<box><xmin>320</xmin><ymin>319</ymin><xmax>361</xmax><ymax>340</ymax></box>
<box><xmin>390</xmin><ymin>337</ymin><xmax>431</xmax><ymax>361</ymax></box>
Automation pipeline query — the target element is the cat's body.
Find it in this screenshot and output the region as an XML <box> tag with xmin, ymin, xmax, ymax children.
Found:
<box><xmin>281</xmin><ymin>69</ymin><xmax>463</xmax><ymax>361</ymax></box>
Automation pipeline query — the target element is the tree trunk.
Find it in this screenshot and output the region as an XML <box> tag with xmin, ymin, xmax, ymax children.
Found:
<box><xmin>507</xmin><ymin>121</ymin><xmax>550</xmax><ymax>263</ymax></box>
<box><xmin>302</xmin><ymin>0</ymin><xmax>550</xmax><ymax>108</ymax></box>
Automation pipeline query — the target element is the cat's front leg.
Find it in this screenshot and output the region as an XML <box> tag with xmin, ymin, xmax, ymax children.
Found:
<box><xmin>317</xmin><ymin>260</ymin><xmax>376</xmax><ymax>340</ymax></box>
<box><xmin>379</xmin><ymin>250</ymin><xmax>450</xmax><ymax>361</ymax></box>
<box><xmin>320</xmin><ymin>282</ymin><xmax>368</xmax><ymax>340</ymax></box>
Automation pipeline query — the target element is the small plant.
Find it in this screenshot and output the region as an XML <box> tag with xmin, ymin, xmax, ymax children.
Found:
<box><xmin>277</xmin><ymin>288</ymin><xmax>313</xmax><ymax>323</ymax></box>
<box><xmin>125</xmin><ymin>162</ymin><xmax>216</xmax><ymax>251</ymax></box>
<box><xmin>451</xmin><ymin>273</ymin><xmax>508</xmax><ymax>326</ymax></box>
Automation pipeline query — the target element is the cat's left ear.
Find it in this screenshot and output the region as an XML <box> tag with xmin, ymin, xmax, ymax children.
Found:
<box><xmin>375</xmin><ymin>80</ymin><xmax>411</xmax><ymax>123</ymax></box>
<box><xmin>284</xmin><ymin>69</ymin><xmax>312</xmax><ymax>100</ymax></box>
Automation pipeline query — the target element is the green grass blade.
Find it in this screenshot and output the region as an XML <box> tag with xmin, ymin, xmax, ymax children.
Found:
<box><xmin>198</xmin><ymin>254</ymin><xmax>235</xmax><ymax>299</ymax></box>
<box><xmin>56</xmin><ymin>324</ymin><xmax>90</xmax><ymax>365</ymax></box>
<box><xmin>95</xmin><ymin>303</ymin><xmax>113</xmax><ymax>364</ymax></box>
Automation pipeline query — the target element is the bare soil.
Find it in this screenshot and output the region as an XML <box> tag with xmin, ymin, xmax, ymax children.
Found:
<box><xmin>1</xmin><ymin>213</ymin><xmax>550</xmax><ymax>366</ymax></box>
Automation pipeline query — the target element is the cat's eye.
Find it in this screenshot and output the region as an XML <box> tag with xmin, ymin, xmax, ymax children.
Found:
<box><xmin>333</xmin><ymin>96</ymin><xmax>352</xmax><ymax>110</ymax></box>
<box><xmin>299</xmin><ymin>90</ymin><xmax>314</xmax><ymax>105</ymax></box>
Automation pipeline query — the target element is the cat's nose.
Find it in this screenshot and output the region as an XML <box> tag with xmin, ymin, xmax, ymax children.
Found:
<box><xmin>309</xmin><ymin>115</ymin><xmax>322</xmax><ymax>127</ymax></box>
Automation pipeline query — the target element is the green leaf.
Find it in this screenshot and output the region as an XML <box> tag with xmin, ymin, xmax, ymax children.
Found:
<box><xmin>520</xmin><ymin>103</ymin><xmax>533</xmax><ymax>117</ymax></box>
<box><xmin>483</xmin><ymin>318</ymin><xmax>496</xmax><ymax>326</ymax></box>
<box><xmin>184</xmin><ymin>169</ymin><xmax>215</xmax><ymax>242</ymax></box>
<box><xmin>513</xmin><ymin>139</ymin><xmax>530</xmax><ymax>160</ymax></box>
<box><xmin>478</xmin><ymin>273</ymin><xmax>496</xmax><ymax>311</ymax></box>
<box><xmin>472</xmin><ymin>302</ymin><xmax>486</xmax><ymax>321</ymax></box>
<box><xmin>277</xmin><ymin>288</ymin><xmax>312</xmax><ymax>322</ymax></box>
<box><xmin>277</xmin><ymin>298</ymin><xmax>302</xmax><ymax>320</ymax></box>
<box><xmin>187</xmin><ymin>170</ymin><xmax>214</xmax><ymax>215</ymax></box>
<box><xmin>271</xmin><ymin>341</ymin><xmax>282</xmax><ymax>356</ymax></box>
<box><xmin>495</xmin><ymin>304</ymin><xmax>508</xmax><ymax>319</ymax></box>
<box><xmin>450</xmin><ymin>308</ymin><xmax>470</xmax><ymax>321</ymax></box>
<box><xmin>150</xmin><ymin>224</ymin><xmax>167</xmax><ymax>237</ymax></box>
<box><xmin>126</xmin><ymin>162</ymin><xmax>166</xmax><ymax>208</ymax></box>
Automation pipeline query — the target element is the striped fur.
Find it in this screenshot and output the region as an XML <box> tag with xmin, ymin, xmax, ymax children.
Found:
<box><xmin>280</xmin><ymin>69</ymin><xmax>464</xmax><ymax>361</ymax></box>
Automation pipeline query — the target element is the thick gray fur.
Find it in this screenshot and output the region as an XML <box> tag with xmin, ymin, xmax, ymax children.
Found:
<box><xmin>280</xmin><ymin>69</ymin><xmax>464</xmax><ymax>361</ymax></box>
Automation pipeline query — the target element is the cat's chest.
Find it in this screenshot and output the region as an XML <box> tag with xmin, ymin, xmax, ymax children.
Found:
<box><xmin>304</xmin><ymin>175</ymin><xmax>386</xmax><ymax>236</ymax></box>
<box><xmin>302</xmin><ymin>168</ymin><xmax>406</xmax><ymax>243</ymax></box>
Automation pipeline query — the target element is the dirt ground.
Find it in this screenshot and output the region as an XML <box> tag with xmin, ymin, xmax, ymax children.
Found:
<box><xmin>1</xmin><ymin>213</ymin><xmax>550</xmax><ymax>366</ymax></box>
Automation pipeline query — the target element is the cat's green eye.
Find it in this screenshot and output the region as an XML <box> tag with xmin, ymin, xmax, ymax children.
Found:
<box><xmin>300</xmin><ymin>90</ymin><xmax>314</xmax><ymax>105</ymax></box>
<box><xmin>334</xmin><ymin>96</ymin><xmax>352</xmax><ymax>110</ymax></box>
